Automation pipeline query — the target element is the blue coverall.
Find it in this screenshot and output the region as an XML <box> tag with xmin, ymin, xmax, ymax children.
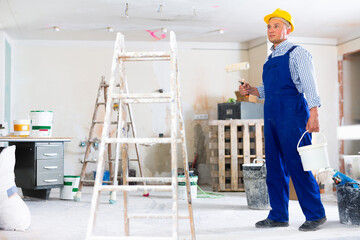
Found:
<box><xmin>263</xmin><ymin>45</ymin><xmax>326</xmax><ymax>222</ymax></box>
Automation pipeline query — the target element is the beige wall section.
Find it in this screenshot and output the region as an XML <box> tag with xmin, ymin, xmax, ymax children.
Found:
<box><xmin>248</xmin><ymin>40</ymin><xmax>268</xmax><ymax>87</ymax></box>
<box><xmin>11</xmin><ymin>40</ymin><xmax>247</xmax><ymax>184</ymax></box>
<box><xmin>338</xmin><ymin>38</ymin><xmax>360</xmax><ymax>56</ymax></box>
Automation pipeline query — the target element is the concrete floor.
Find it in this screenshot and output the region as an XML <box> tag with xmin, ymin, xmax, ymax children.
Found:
<box><xmin>1</xmin><ymin>186</ymin><xmax>360</xmax><ymax>240</ymax></box>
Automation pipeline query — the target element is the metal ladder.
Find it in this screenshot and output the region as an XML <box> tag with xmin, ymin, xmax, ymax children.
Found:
<box><xmin>75</xmin><ymin>76</ymin><xmax>146</xmax><ymax>202</ymax></box>
<box><xmin>86</xmin><ymin>31</ymin><xmax>195</xmax><ymax>240</ymax></box>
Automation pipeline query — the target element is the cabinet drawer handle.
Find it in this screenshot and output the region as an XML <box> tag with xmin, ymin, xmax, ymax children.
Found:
<box><xmin>43</xmin><ymin>153</ymin><xmax>58</xmax><ymax>157</ymax></box>
<box><xmin>44</xmin><ymin>179</ymin><xmax>58</xmax><ymax>183</ymax></box>
<box><xmin>44</xmin><ymin>166</ymin><xmax>58</xmax><ymax>170</ymax></box>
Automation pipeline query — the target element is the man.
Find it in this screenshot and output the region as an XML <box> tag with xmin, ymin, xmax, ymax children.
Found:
<box><xmin>238</xmin><ymin>8</ymin><xmax>326</xmax><ymax>231</ymax></box>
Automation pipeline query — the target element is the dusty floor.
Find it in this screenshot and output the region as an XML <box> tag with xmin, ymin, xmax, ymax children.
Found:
<box><xmin>1</xmin><ymin>186</ymin><xmax>360</xmax><ymax>240</ymax></box>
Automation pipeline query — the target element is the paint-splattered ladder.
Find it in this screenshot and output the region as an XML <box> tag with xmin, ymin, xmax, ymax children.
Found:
<box><xmin>74</xmin><ymin>77</ymin><xmax>146</xmax><ymax>202</ymax></box>
<box><xmin>86</xmin><ymin>32</ymin><xmax>195</xmax><ymax>240</ymax></box>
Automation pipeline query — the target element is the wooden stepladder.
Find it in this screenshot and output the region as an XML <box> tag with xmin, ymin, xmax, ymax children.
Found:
<box><xmin>86</xmin><ymin>31</ymin><xmax>195</xmax><ymax>240</ymax></box>
<box><xmin>74</xmin><ymin>76</ymin><xmax>146</xmax><ymax>202</ymax></box>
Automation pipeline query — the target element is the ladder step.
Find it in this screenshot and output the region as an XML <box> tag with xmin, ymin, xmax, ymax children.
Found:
<box><xmin>81</xmin><ymin>179</ymin><xmax>113</xmax><ymax>184</ymax></box>
<box><xmin>128</xmin><ymin>214</ymin><xmax>190</xmax><ymax>219</ymax></box>
<box><xmin>90</xmin><ymin>236</ymin><xmax>172</xmax><ymax>240</ymax></box>
<box><xmin>127</xmin><ymin>177</ymin><xmax>172</xmax><ymax>183</ymax></box>
<box><xmin>118</xmin><ymin>51</ymin><xmax>171</xmax><ymax>61</ymax></box>
<box><xmin>98</xmin><ymin>185</ymin><xmax>172</xmax><ymax>192</ymax></box>
<box><xmin>104</xmin><ymin>138</ymin><xmax>181</xmax><ymax>144</ymax></box>
<box><xmin>92</xmin><ymin>121</ymin><xmax>119</xmax><ymax>125</ymax></box>
<box><xmin>96</xmin><ymin>102</ymin><xmax>106</xmax><ymax>105</ymax></box>
<box><xmin>111</xmin><ymin>93</ymin><xmax>172</xmax><ymax>103</ymax></box>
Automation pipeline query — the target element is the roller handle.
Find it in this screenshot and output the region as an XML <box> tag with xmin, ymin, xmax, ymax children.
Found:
<box><xmin>240</xmin><ymin>80</ymin><xmax>249</xmax><ymax>97</ymax></box>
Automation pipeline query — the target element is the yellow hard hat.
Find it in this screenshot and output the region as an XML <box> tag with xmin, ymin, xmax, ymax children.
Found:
<box><xmin>264</xmin><ymin>8</ymin><xmax>294</xmax><ymax>32</ymax></box>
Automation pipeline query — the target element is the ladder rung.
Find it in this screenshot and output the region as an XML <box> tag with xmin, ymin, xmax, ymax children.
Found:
<box><xmin>81</xmin><ymin>179</ymin><xmax>113</xmax><ymax>184</ymax></box>
<box><xmin>104</xmin><ymin>138</ymin><xmax>181</xmax><ymax>144</ymax></box>
<box><xmin>111</xmin><ymin>93</ymin><xmax>172</xmax><ymax>103</ymax></box>
<box><xmin>92</xmin><ymin>121</ymin><xmax>118</xmax><ymax>125</ymax></box>
<box><xmin>100</xmin><ymin>83</ymin><xmax>120</xmax><ymax>88</ymax></box>
<box><xmin>127</xmin><ymin>177</ymin><xmax>172</xmax><ymax>183</ymax></box>
<box><xmin>96</xmin><ymin>102</ymin><xmax>106</xmax><ymax>105</ymax></box>
<box><xmin>118</xmin><ymin>52</ymin><xmax>171</xmax><ymax>61</ymax></box>
<box><xmin>90</xmin><ymin>236</ymin><xmax>172</xmax><ymax>240</ymax></box>
<box><xmin>128</xmin><ymin>214</ymin><xmax>189</xmax><ymax>219</ymax></box>
<box><xmin>98</xmin><ymin>185</ymin><xmax>172</xmax><ymax>192</ymax></box>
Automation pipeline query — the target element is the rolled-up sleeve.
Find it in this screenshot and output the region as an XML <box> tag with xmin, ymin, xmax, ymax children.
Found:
<box><xmin>256</xmin><ymin>85</ymin><xmax>265</xmax><ymax>99</ymax></box>
<box><xmin>291</xmin><ymin>48</ymin><xmax>321</xmax><ymax>109</ymax></box>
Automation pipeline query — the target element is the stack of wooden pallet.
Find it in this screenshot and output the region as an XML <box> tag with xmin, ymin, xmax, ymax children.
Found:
<box><xmin>209</xmin><ymin>119</ymin><xmax>265</xmax><ymax>191</ymax></box>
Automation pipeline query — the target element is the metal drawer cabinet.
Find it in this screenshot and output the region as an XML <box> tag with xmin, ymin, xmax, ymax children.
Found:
<box><xmin>11</xmin><ymin>141</ymin><xmax>66</xmax><ymax>199</ymax></box>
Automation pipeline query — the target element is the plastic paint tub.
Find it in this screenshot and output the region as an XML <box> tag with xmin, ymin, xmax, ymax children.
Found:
<box><xmin>13</xmin><ymin>119</ymin><xmax>30</xmax><ymax>136</ymax></box>
<box><xmin>178</xmin><ymin>175</ymin><xmax>198</xmax><ymax>200</ymax></box>
<box><xmin>297</xmin><ymin>131</ymin><xmax>330</xmax><ymax>171</ymax></box>
<box><xmin>60</xmin><ymin>176</ymin><xmax>80</xmax><ymax>200</ymax></box>
<box><xmin>30</xmin><ymin>111</ymin><xmax>53</xmax><ymax>137</ymax></box>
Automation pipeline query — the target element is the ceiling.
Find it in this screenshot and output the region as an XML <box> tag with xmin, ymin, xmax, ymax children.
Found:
<box><xmin>0</xmin><ymin>0</ymin><xmax>359</xmax><ymax>44</ymax></box>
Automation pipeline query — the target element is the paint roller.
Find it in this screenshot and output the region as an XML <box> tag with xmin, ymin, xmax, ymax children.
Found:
<box><xmin>225</xmin><ymin>62</ymin><xmax>250</xmax><ymax>96</ymax></box>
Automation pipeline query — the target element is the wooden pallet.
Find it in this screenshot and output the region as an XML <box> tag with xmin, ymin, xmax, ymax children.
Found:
<box><xmin>209</xmin><ymin>119</ymin><xmax>265</xmax><ymax>192</ymax></box>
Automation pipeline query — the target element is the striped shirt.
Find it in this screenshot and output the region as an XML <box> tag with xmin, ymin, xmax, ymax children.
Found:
<box><xmin>256</xmin><ymin>39</ymin><xmax>321</xmax><ymax>109</ymax></box>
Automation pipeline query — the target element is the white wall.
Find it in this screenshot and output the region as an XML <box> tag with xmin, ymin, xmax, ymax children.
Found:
<box><xmin>0</xmin><ymin>32</ymin><xmax>5</xmax><ymax>123</ymax></box>
<box><xmin>11</xmin><ymin>40</ymin><xmax>247</xmax><ymax>184</ymax></box>
<box><xmin>10</xmin><ymin>36</ymin><xmax>344</xmax><ymax>180</ymax></box>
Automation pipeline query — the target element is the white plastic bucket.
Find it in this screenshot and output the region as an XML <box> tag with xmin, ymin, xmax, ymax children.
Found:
<box><xmin>13</xmin><ymin>119</ymin><xmax>30</xmax><ymax>136</ymax></box>
<box><xmin>178</xmin><ymin>175</ymin><xmax>198</xmax><ymax>200</ymax></box>
<box><xmin>60</xmin><ymin>175</ymin><xmax>80</xmax><ymax>200</ymax></box>
<box><xmin>297</xmin><ymin>131</ymin><xmax>330</xmax><ymax>171</ymax></box>
<box><xmin>30</xmin><ymin>111</ymin><xmax>53</xmax><ymax>137</ymax></box>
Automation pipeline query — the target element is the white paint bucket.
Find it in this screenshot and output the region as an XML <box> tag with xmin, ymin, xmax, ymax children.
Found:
<box><xmin>30</xmin><ymin>111</ymin><xmax>53</xmax><ymax>137</ymax></box>
<box><xmin>13</xmin><ymin>119</ymin><xmax>30</xmax><ymax>136</ymax></box>
<box><xmin>60</xmin><ymin>176</ymin><xmax>80</xmax><ymax>200</ymax></box>
<box><xmin>178</xmin><ymin>175</ymin><xmax>198</xmax><ymax>200</ymax></box>
<box><xmin>297</xmin><ymin>131</ymin><xmax>330</xmax><ymax>171</ymax></box>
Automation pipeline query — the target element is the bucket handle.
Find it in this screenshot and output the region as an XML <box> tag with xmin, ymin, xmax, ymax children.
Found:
<box><xmin>253</xmin><ymin>158</ymin><xmax>265</xmax><ymax>164</ymax></box>
<box><xmin>297</xmin><ymin>130</ymin><xmax>327</xmax><ymax>151</ymax></box>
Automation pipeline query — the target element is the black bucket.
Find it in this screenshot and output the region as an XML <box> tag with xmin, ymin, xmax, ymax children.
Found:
<box><xmin>243</xmin><ymin>160</ymin><xmax>270</xmax><ymax>210</ymax></box>
<box><xmin>336</xmin><ymin>182</ymin><xmax>360</xmax><ymax>225</ymax></box>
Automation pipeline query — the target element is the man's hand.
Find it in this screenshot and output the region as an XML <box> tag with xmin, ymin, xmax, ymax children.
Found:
<box><xmin>306</xmin><ymin>107</ymin><xmax>320</xmax><ymax>133</ymax></box>
<box><xmin>239</xmin><ymin>83</ymin><xmax>251</xmax><ymax>96</ymax></box>
<box><xmin>238</xmin><ymin>83</ymin><xmax>260</xmax><ymax>97</ymax></box>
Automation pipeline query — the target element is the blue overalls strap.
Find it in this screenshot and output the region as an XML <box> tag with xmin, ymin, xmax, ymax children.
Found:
<box><xmin>267</xmin><ymin>45</ymin><xmax>298</xmax><ymax>59</ymax></box>
<box><xmin>285</xmin><ymin>45</ymin><xmax>298</xmax><ymax>55</ymax></box>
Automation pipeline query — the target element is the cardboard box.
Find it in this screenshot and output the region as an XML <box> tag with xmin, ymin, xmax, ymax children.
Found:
<box><xmin>235</xmin><ymin>91</ymin><xmax>262</xmax><ymax>103</ymax></box>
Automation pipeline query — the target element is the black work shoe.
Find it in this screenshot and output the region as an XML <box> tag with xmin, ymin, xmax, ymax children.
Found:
<box><xmin>299</xmin><ymin>217</ymin><xmax>327</xmax><ymax>231</ymax></box>
<box><xmin>255</xmin><ymin>218</ymin><xmax>289</xmax><ymax>228</ymax></box>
